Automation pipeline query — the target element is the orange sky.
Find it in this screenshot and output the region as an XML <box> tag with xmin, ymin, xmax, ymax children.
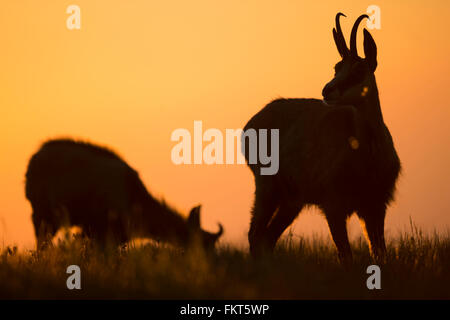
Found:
<box><xmin>1</xmin><ymin>1</ymin><xmax>449</xmax><ymax>248</ymax></box>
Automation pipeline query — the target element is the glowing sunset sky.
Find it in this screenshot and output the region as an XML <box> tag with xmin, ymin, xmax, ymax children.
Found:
<box><xmin>1</xmin><ymin>1</ymin><xmax>449</xmax><ymax>248</ymax></box>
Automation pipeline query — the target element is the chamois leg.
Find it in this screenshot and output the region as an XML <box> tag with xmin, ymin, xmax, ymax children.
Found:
<box><xmin>110</xmin><ymin>219</ymin><xmax>129</xmax><ymax>247</ymax></box>
<box><xmin>324</xmin><ymin>210</ymin><xmax>352</xmax><ymax>264</ymax></box>
<box><xmin>84</xmin><ymin>218</ymin><xmax>128</xmax><ymax>249</ymax></box>
<box><xmin>248</xmin><ymin>184</ymin><xmax>279</xmax><ymax>257</ymax></box>
<box><xmin>32</xmin><ymin>211</ymin><xmax>57</xmax><ymax>250</ymax></box>
<box><xmin>358</xmin><ymin>206</ymin><xmax>387</xmax><ymax>263</ymax></box>
<box><xmin>266</xmin><ymin>202</ymin><xmax>303</xmax><ymax>251</ymax></box>
<box><xmin>84</xmin><ymin>224</ymin><xmax>117</xmax><ymax>249</ymax></box>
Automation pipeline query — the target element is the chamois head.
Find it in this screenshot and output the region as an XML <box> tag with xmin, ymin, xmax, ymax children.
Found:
<box><xmin>187</xmin><ymin>205</ymin><xmax>223</xmax><ymax>250</ymax></box>
<box><xmin>322</xmin><ymin>13</ymin><xmax>378</xmax><ymax>106</ymax></box>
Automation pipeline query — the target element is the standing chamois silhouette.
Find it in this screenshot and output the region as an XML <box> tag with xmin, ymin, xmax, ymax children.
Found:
<box><xmin>26</xmin><ymin>139</ymin><xmax>223</xmax><ymax>250</ymax></box>
<box><xmin>243</xmin><ymin>13</ymin><xmax>401</xmax><ymax>263</ymax></box>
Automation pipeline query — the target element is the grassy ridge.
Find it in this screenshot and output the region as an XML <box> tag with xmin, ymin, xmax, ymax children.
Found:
<box><xmin>1</xmin><ymin>228</ymin><xmax>449</xmax><ymax>299</ymax></box>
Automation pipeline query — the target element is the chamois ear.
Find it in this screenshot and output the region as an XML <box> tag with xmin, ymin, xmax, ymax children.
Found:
<box><xmin>363</xmin><ymin>28</ymin><xmax>377</xmax><ymax>72</ymax></box>
<box><xmin>188</xmin><ymin>205</ymin><xmax>201</xmax><ymax>229</ymax></box>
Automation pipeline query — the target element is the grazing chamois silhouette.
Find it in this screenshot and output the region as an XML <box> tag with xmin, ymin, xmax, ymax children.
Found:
<box><xmin>26</xmin><ymin>139</ymin><xmax>223</xmax><ymax>249</ymax></box>
<box><xmin>243</xmin><ymin>13</ymin><xmax>401</xmax><ymax>262</ymax></box>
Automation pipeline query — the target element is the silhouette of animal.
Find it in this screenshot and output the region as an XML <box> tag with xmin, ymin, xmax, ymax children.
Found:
<box><xmin>243</xmin><ymin>13</ymin><xmax>401</xmax><ymax>262</ymax></box>
<box><xmin>25</xmin><ymin>139</ymin><xmax>223</xmax><ymax>249</ymax></box>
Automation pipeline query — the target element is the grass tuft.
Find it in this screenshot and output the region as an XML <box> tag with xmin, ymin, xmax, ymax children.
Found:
<box><xmin>1</xmin><ymin>227</ymin><xmax>449</xmax><ymax>299</ymax></box>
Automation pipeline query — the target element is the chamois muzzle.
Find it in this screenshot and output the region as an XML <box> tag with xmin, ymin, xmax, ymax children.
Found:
<box><xmin>322</xmin><ymin>82</ymin><xmax>341</xmax><ymax>105</ymax></box>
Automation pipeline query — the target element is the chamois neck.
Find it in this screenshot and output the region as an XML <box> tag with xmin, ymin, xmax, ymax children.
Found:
<box><xmin>143</xmin><ymin>196</ymin><xmax>190</xmax><ymax>246</ymax></box>
<box><xmin>357</xmin><ymin>77</ymin><xmax>384</xmax><ymax>129</ymax></box>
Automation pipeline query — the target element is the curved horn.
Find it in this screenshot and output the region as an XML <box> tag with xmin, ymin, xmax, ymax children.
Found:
<box><xmin>335</xmin><ymin>12</ymin><xmax>348</xmax><ymax>53</ymax></box>
<box><xmin>214</xmin><ymin>223</ymin><xmax>224</xmax><ymax>238</ymax></box>
<box><xmin>333</xmin><ymin>13</ymin><xmax>348</xmax><ymax>57</ymax></box>
<box><xmin>350</xmin><ymin>14</ymin><xmax>369</xmax><ymax>57</ymax></box>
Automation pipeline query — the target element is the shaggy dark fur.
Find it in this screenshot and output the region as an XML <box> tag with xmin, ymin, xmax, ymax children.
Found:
<box><xmin>25</xmin><ymin>139</ymin><xmax>223</xmax><ymax>249</ymax></box>
<box><xmin>243</xmin><ymin>13</ymin><xmax>401</xmax><ymax>262</ymax></box>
